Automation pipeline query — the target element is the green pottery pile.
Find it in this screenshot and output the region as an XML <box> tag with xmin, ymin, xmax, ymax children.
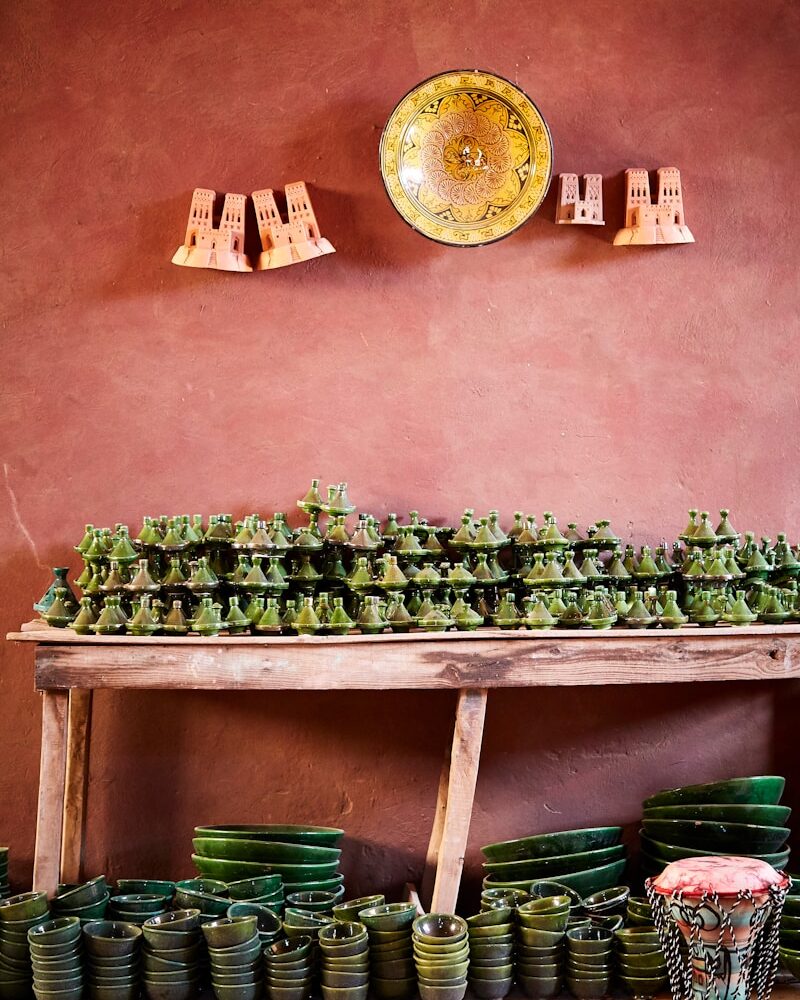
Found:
<box><xmin>35</xmin><ymin>492</ymin><xmax>800</xmax><ymax>637</ymax></box>
<box><xmin>0</xmin><ymin>892</ymin><xmax>50</xmax><ymax>999</ymax></box>
<box><xmin>613</xmin><ymin>926</ymin><xmax>668</xmax><ymax>999</ymax></box>
<box><xmin>413</xmin><ymin>913</ymin><xmax>470</xmax><ymax>1000</ymax></box>
<box><xmin>481</xmin><ymin>826</ymin><xmax>626</xmax><ymax>897</ymax></box>
<box><xmin>318</xmin><ymin>919</ymin><xmax>370</xmax><ymax>1000</ymax></box>
<box><xmin>82</xmin><ymin>919</ymin><xmax>141</xmax><ymax>1000</ymax></box>
<box><xmin>28</xmin><ymin>916</ymin><xmax>83</xmax><ymax>1000</ymax></box>
<box><xmin>358</xmin><ymin>900</ymin><xmax>416</xmax><ymax>999</ymax></box>
<box><xmin>263</xmin><ymin>934</ymin><xmax>315</xmax><ymax>1000</ymax></box>
<box><xmin>565</xmin><ymin>926</ymin><xmax>613</xmax><ymax>999</ymax></box>
<box><xmin>514</xmin><ymin>896</ymin><xmax>568</xmax><ymax>999</ymax></box>
<box><xmin>141</xmin><ymin>908</ymin><xmax>204</xmax><ymax>999</ymax></box>
<box><xmin>639</xmin><ymin>775</ymin><xmax>791</xmax><ymax>879</ymax></box>
<box><xmin>203</xmin><ymin>914</ymin><xmax>262</xmax><ymax>999</ymax></box>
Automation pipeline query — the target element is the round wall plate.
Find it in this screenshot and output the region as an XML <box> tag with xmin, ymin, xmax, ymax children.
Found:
<box><xmin>379</xmin><ymin>69</ymin><xmax>553</xmax><ymax>247</ymax></box>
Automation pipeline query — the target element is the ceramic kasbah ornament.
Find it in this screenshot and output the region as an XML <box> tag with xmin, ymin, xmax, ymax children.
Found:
<box><xmin>252</xmin><ymin>183</ymin><xmax>335</xmax><ymax>269</ymax></box>
<box><xmin>172</xmin><ymin>189</ymin><xmax>252</xmax><ymax>271</ymax></box>
<box><xmin>380</xmin><ymin>69</ymin><xmax>553</xmax><ymax>246</ymax></box>
<box><xmin>555</xmin><ymin>174</ymin><xmax>604</xmax><ymax>225</ymax></box>
<box><xmin>614</xmin><ymin>168</ymin><xmax>695</xmax><ymax>246</ymax></box>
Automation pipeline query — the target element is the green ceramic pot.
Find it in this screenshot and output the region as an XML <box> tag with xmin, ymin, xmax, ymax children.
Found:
<box><xmin>640</xmin><ymin>818</ymin><xmax>790</xmax><ymax>852</ymax></box>
<box><xmin>482</xmin><ymin>844</ymin><xmax>626</xmax><ymax>879</ymax></box>
<box><xmin>642</xmin><ymin>775</ymin><xmax>785</xmax><ymax>809</ymax></box>
<box><xmin>481</xmin><ymin>827</ymin><xmax>622</xmax><ymax>863</ymax></box>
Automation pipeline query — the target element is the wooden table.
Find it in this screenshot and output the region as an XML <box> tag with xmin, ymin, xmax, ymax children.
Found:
<box><xmin>8</xmin><ymin>623</ymin><xmax>800</xmax><ymax>910</ymax></box>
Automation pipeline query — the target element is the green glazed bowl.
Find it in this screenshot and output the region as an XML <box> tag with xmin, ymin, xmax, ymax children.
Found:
<box><xmin>195</xmin><ymin>824</ymin><xmax>344</xmax><ymax>847</ymax></box>
<box><xmin>366</xmin><ymin>928</ymin><xmax>411</xmax><ymax>943</ymax></box>
<box><xmin>202</xmin><ymin>915</ymin><xmax>258</xmax><ymax>948</ymax></box>
<box><xmin>193</xmin><ymin>836</ymin><xmax>340</xmax><ymax>865</ymax></box>
<box><xmin>319</xmin><ymin>986</ymin><xmax>369</xmax><ymax>1000</ymax></box>
<box><xmin>784</xmin><ymin>897</ymin><xmax>800</xmax><ymax>917</ymax></box>
<box><xmin>226</xmin><ymin>902</ymin><xmax>282</xmax><ymax>934</ymax></box>
<box><xmin>413</xmin><ymin>938</ymin><xmax>469</xmax><ymax>957</ymax></box>
<box><xmin>286</xmin><ymin>888</ymin><xmax>343</xmax><ymax>912</ymax></box>
<box><xmin>481</xmin><ymin>827</ymin><xmax>622</xmax><ymax>863</ymax></box>
<box><xmin>415</xmin><ymin>958</ymin><xmax>470</xmax><ymax>979</ymax></box>
<box><xmin>322</xmin><ymin>970</ymin><xmax>372</xmax><ymax>988</ymax></box>
<box><xmin>484</xmin><ymin>858</ymin><xmax>627</xmax><ymax>898</ymax></box>
<box><xmin>516</xmin><ymin>973</ymin><xmax>561</xmax><ymax>998</ymax></box>
<box><xmin>417</xmin><ymin>984</ymin><xmax>468</xmax><ymax>1000</ymax></box>
<box><xmin>469</xmin><ymin>978</ymin><xmax>514</xmax><ymax>1000</ymax></box>
<box><xmin>192</xmin><ymin>852</ymin><xmax>338</xmax><ymax>881</ymax></box>
<box><xmin>52</xmin><ymin>876</ymin><xmax>108</xmax><ymax>910</ymax></box>
<box><xmin>779</xmin><ymin>947</ymin><xmax>800</xmax><ymax>978</ymax></box>
<box><xmin>28</xmin><ymin>916</ymin><xmax>81</xmax><ymax>946</ymax></box>
<box><xmin>640</xmin><ymin>819</ymin><xmax>790</xmax><ymax>852</ymax></box>
<box><xmin>109</xmin><ymin>894</ymin><xmax>166</xmax><ymax>914</ymax></box>
<box><xmin>467</xmin><ymin>907</ymin><xmax>513</xmax><ymax>928</ymax></box>
<box><xmin>642</xmin><ymin>803</ymin><xmax>791</xmax><ymax>825</ymax></box>
<box><xmin>643</xmin><ymin>775</ymin><xmax>785</xmax><ymax>809</ymax></box>
<box><xmin>59</xmin><ymin>892</ymin><xmax>110</xmax><ymax>918</ymax></box>
<box><xmin>482</xmin><ymin>845</ymin><xmax>626</xmax><ymax>879</ymax></box>
<box><xmin>780</xmin><ymin>929</ymin><xmax>800</xmax><ymax>949</ymax></box>
<box><xmin>82</xmin><ymin>920</ymin><xmax>142</xmax><ymax>957</ymax></box>
<box><xmin>357</xmin><ymin>902</ymin><xmax>416</xmax><ymax>930</ymax></box>
<box><xmin>618</xmin><ymin>973</ymin><xmax>668</xmax><ymax>993</ymax></box>
<box><xmin>518</xmin><ymin>927</ymin><xmax>565</xmax><ymax>947</ymax></box>
<box><xmin>639</xmin><ymin>833</ymin><xmax>790</xmax><ymax>869</ymax></box>
<box><xmin>614</xmin><ymin>928</ymin><xmax>661</xmax><ymax>952</ymax></box>
<box><xmin>206</xmin><ymin>935</ymin><xmax>261</xmax><ymax>967</ymax></box>
<box><xmin>212</xmin><ymin>985</ymin><xmax>262</xmax><ymax>1000</ymax></box>
<box><xmin>567</xmin><ymin>927</ymin><xmax>613</xmax><ymax>954</ymax></box>
<box><xmin>283</xmin><ymin>907</ymin><xmax>333</xmax><ymax>928</ymax></box>
<box><xmin>226</xmin><ymin>875</ymin><xmax>282</xmax><ymax>899</ymax></box>
<box><xmin>413</xmin><ymin>914</ymin><xmax>468</xmax><ymax>944</ymax></box>
<box><xmin>332</xmin><ymin>895</ymin><xmax>385</xmax><ymax>922</ymax></box>
<box><xmin>284</xmin><ymin>874</ymin><xmax>344</xmax><ymax>894</ymax></box>
<box><xmin>173</xmin><ymin>887</ymin><xmax>230</xmax><ymax>915</ymax></box>
<box><xmin>467</xmin><ymin>964</ymin><xmax>512</xmax><ymax>980</ymax></box>
<box><xmin>371</xmin><ymin>978</ymin><xmax>417</xmax><ymax>1000</ymax></box>
<box><xmin>0</xmin><ymin>891</ymin><xmax>49</xmax><ymax>921</ymax></box>
<box><xmin>115</xmin><ymin>879</ymin><xmax>175</xmax><ymax>898</ymax></box>
<box><xmin>267</xmin><ymin>936</ymin><xmax>313</xmax><ymax>961</ymax></box>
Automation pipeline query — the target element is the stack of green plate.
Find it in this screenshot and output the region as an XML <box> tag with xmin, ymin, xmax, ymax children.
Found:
<box><xmin>639</xmin><ymin>775</ymin><xmax>791</xmax><ymax>879</ymax></box>
<box><xmin>51</xmin><ymin>877</ymin><xmax>110</xmax><ymax>925</ymax></box>
<box><xmin>192</xmin><ymin>824</ymin><xmax>345</xmax><ymax>900</ymax></box>
<box><xmin>480</xmin><ymin>827</ymin><xmax>626</xmax><ymax>897</ymax></box>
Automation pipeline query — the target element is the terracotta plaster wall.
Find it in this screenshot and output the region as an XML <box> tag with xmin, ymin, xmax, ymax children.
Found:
<box><xmin>2</xmin><ymin>0</ymin><xmax>800</xmax><ymax>905</ymax></box>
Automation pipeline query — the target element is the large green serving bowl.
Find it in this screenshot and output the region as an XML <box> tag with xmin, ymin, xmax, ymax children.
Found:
<box><xmin>640</xmin><ymin>819</ymin><xmax>790</xmax><ymax>853</ymax></box>
<box><xmin>191</xmin><ymin>853</ymin><xmax>337</xmax><ymax>881</ymax></box>
<box><xmin>639</xmin><ymin>832</ymin><xmax>790</xmax><ymax>868</ymax></box>
<box><xmin>642</xmin><ymin>804</ymin><xmax>791</xmax><ymax>825</ymax></box>
<box><xmin>481</xmin><ymin>827</ymin><xmax>622</xmax><ymax>863</ymax></box>
<box><xmin>643</xmin><ymin>776</ymin><xmax>785</xmax><ymax>809</ymax></box>
<box><xmin>193</xmin><ymin>837</ymin><xmax>340</xmax><ymax>865</ymax></box>
<box><xmin>482</xmin><ymin>845</ymin><xmax>626</xmax><ymax>879</ymax></box>
<box><xmin>780</xmin><ymin>946</ymin><xmax>800</xmax><ymax>979</ymax></box>
<box><xmin>195</xmin><ymin>824</ymin><xmax>344</xmax><ymax>847</ymax></box>
<box><xmin>483</xmin><ymin>858</ymin><xmax>627</xmax><ymax>897</ymax></box>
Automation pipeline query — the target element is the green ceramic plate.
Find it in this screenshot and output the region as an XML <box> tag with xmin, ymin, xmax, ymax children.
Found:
<box><xmin>193</xmin><ymin>837</ymin><xmax>340</xmax><ymax>864</ymax></box>
<box><xmin>482</xmin><ymin>845</ymin><xmax>626</xmax><ymax>879</ymax></box>
<box><xmin>194</xmin><ymin>824</ymin><xmax>344</xmax><ymax>847</ymax></box>
<box><xmin>481</xmin><ymin>828</ymin><xmax>622</xmax><ymax>863</ymax></box>
<box><xmin>483</xmin><ymin>858</ymin><xmax>627</xmax><ymax>898</ymax></box>
<box><xmin>639</xmin><ymin>832</ymin><xmax>790</xmax><ymax>868</ymax></box>
<box><xmin>643</xmin><ymin>776</ymin><xmax>785</xmax><ymax>810</ymax></box>
<box><xmin>642</xmin><ymin>804</ymin><xmax>791</xmax><ymax>825</ymax></box>
<box><xmin>192</xmin><ymin>854</ymin><xmax>339</xmax><ymax>883</ymax></box>
<box><xmin>283</xmin><ymin>875</ymin><xmax>344</xmax><ymax>894</ymax></box>
<box><xmin>640</xmin><ymin>819</ymin><xmax>789</xmax><ymax>853</ymax></box>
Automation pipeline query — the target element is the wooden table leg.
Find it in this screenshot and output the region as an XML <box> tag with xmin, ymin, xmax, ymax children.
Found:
<box><xmin>430</xmin><ymin>687</ymin><xmax>488</xmax><ymax>914</ymax></box>
<box><xmin>33</xmin><ymin>689</ymin><xmax>69</xmax><ymax>896</ymax></box>
<box><xmin>61</xmin><ymin>689</ymin><xmax>93</xmax><ymax>884</ymax></box>
<box><xmin>421</xmin><ymin>739</ymin><xmax>451</xmax><ymax>907</ymax></box>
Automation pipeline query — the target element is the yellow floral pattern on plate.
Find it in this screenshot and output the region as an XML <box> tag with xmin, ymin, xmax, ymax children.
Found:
<box><xmin>380</xmin><ymin>71</ymin><xmax>553</xmax><ymax>246</ymax></box>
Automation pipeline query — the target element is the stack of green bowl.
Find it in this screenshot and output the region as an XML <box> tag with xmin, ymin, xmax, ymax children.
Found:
<box><xmin>640</xmin><ymin>775</ymin><xmax>790</xmax><ymax>879</ymax></box>
<box><xmin>413</xmin><ymin>913</ymin><xmax>470</xmax><ymax>1000</ymax></box>
<box><xmin>359</xmin><ymin>901</ymin><xmax>417</xmax><ymax>999</ymax></box>
<box><xmin>227</xmin><ymin>902</ymin><xmax>284</xmax><ymax>947</ymax></box>
<box><xmin>613</xmin><ymin>926</ymin><xmax>668</xmax><ymax>999</ymax></box>
<box><xmin>581</xmin><ymin>887</ymin><xmax>628</xmax><ymax>931</ymax></box>
<box><xmin>116</xmin><ymin>880</ymin><xmax>175</xmax><ymax>906</ymax></box>
<box><xmin>264</xmin><ymin>935</ymin><xmax>315</xmax><ymax>1000</ymax></box>
<box><xmin>481</xmin><ymin>888</ymin><xmax>529</xmax><ymax>911</ymax></box>
<box><xmin>28</xmin><ymin>916</ymin><xmax>83</xmax><ymax>1000</ymax></box>
<box><xmin>0</xmin><ymin>891</ymin><xmax>50</xmax><ymax>998</ymax></box>
<box><xmin>332</xmin><ymin>896</ymin><xmax>385</xmax><ymax>923</ymax></box>
<box><xmin>515</xmin><ymin>896</ymin><xmax>569</xmax><ymax>999</ymax></box>
<box><xmin>0</xmin><ymin>849</ymin><xmax>9</xmax><ymax>899</ymax></box>
<box><xmin>466</xmin><ymin>905</ymin><xmax>515</xmax><ymax>1000</ymax></box>
<box><xmin>318</xmin><ymin>920</ymin><xmax>370</xmax><ymax>1000</ymax></box>
<box><xmin>286</xmin><ymin>888</ymin><xmax>345</xmax><ymax>914</ymax></box>
<box><xmin>227</xmin><ymin>876</ymin><xmax>284</xmax><ymax>915</ymax></box>
<box><xmin>141</xmin><ymin>908</ymin><xmax>204</xmax><ymax>999</ymax></box>
<box><xmin>173</xmin><ymin>879</ymin><xmax>230</xmax><ymax>922</ymax></box>
<box><xmin>202</xmin><ymin>914</ymin><xmax>261</xmax><ymax>1000</ymax></box>
<box><xmin>565</xmin><ymin>926</ymin><xmax>613</xmax><ymax>999</ymax></box>
<box><xmin>192</xmin><ymin>824</ymin><xmax>344</xmax><ymax>901</ymax></box>
<box><xmin>780</xmin><ymin>890</ymin><xmax>800</xmax><ymax>979</ymax></box>
<box><xmin>109</xmin><ymin>893</ymin><xmax>168</xmax><ymax>925</ymax></box>
<box><xmin>481</xmin><ymin>827</ymin><xmax>626</xmax><ymax>897</ymax></box>
<box><xmin>52</xmin><ymin>876</ymin><xmax>110</xmax><ymax>924</ymax></box>
<box><xmin>82</xmin><ymin>920</ymin><xmax>141</xmax><ymax>1000</ymax></box>
<box><xmin>624</xmin><ymin>896</ymin><xmax>653</xmax><ymax>926</ymax></box>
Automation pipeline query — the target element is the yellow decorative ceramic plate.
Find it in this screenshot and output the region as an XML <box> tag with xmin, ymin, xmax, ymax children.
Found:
<box><xmin>379</xmin><ymin>69</ymin><xmax>553</xmax><ymax>247</ymax></box>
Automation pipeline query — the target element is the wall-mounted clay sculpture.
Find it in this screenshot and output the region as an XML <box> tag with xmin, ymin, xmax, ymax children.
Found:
<box><xmin>172</xmin><ymin>189</ymin><xmax>252</xmax><ymax>271</ymax></box>
<box><xmin>252</xmin><ymin>182</ymin><xmax>335</xmax><ymax>269</ymax></box>
<box><xmin>613</xmin><ymin>168</ymin><xmax>694</xmax><ymax>246</ymax></box>
<box><xmin>555</xmin><ymin>173</ymin><xmax>604</xmax><ymax>225</ymax></box>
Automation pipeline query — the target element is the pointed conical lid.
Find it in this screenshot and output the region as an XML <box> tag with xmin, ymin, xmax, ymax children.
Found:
<box><xmin>525</xmin><ymin>599</ymin><xmax>556</xmax><ymax>627</ymax></box>
<box><xmin>692</xmin><ymin>512</ymin><xmax>718</xmax><ymax>545</ymax></box>
<box><xmin>128</xmin><ymin>559</ymin><xmax>160</xmax><ymax>592</ymax></box>
<box><xmin>680</xmin><ymin>509</ymin><xmax>699</xmax><ymax>539</ymax></box>
<box><xmin>297</xmin><ymin>478</ymin><xmax>323</xmax><ymax>512</ymax></box>
<box><xmin>715</xmin><ymin>508</ymin><xmax>739</xmax><ymax>541</ymax></box>
<box><xmin>636</xmin><ymin>546</ymin><xmax>660</xmax><ymax>576</ymax></box>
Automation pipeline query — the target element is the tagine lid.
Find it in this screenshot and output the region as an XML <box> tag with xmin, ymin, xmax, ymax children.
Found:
<box><xmin>649</xmin><ymin>856</ymin><xmax>788</xmax><ymax>896</ymax></box>
<box><xmin>379</xmin><ymin>69</ymin><xmax>553</xmax><ymax>247</ymax></box>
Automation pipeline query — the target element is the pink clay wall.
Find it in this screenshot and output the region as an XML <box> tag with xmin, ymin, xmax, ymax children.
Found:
<box><xmin>2</xmin><ymin>0</ymin><xmax>799</xmax><ymax>907</ymax></box>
